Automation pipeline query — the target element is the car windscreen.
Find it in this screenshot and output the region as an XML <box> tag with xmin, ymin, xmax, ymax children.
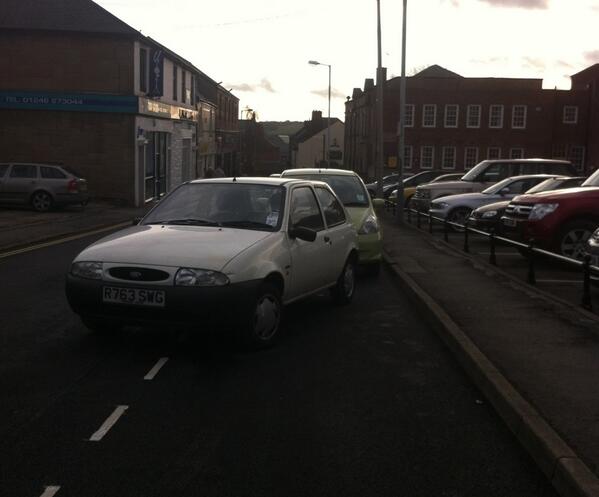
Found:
<box><xmin>460</xmin><ymin>161</ymin><xmax>490</xmax><ymax>182</ymax></box>
<box><xmin>283</xmin><ymin>174</ymin><xmax>369</xmax><ymax>207</ymax></box>
<box><xmin>142</xmin><ymin>183</ymin><xmax>286</xmax><ymax>231</ymax></box>
<box><xmin>582</xmin><ymin>169</ymin><xmax>599</xmax><ymax>187</ymax></box>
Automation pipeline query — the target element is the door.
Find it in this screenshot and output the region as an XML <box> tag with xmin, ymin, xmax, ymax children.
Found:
<box><xmin>145</xmin><ymin>132</ymin><xmax>169</xmax><ymax>201</ymax></box>
<box><xmin>4</xmin><ymin>164</ymin><xmax>39</xmax><ymax>203</ymax></box>
<box><xmin>286</xmin><ymin>186</ymin><xmax>331</xmax><ymax>299</ymax></box>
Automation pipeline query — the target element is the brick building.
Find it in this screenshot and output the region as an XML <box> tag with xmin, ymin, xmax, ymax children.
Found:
<box><xmin>0</xmin><ymin>0</ymin><xmax>238</xmax><ymax>206</ymax></box>
<box><xmin>344</xmin><ymin>65</ymin><xmax>599</xmax><ymax>181</ymax></box>
<box><xmin>289</xmin><ymin>111</ymin><xmax>344</xmax><ymax>168</ymax></box>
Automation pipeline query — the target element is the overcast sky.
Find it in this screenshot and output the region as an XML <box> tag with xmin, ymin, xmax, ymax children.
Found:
<box><xmin>96</xmin><ymin>0</ymin><xmax>599</xmax><ymax>122</ymax></box>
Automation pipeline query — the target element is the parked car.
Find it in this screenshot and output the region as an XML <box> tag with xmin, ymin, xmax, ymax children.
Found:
<box><xmin>66</xmin><ymin>177</ymin><xmax>359</xmax><ymax>348</ymax></box>
<box><xmin>390</xmin><ymin>172</ymin><xmax>463</xmax><ymax>205</ymax></box>
<box><xmin>587</xmin><ymin>227</ymin><xmax>599</xmax><ymax>267</ymax></box>
<box><xmin>501</xmin><ymin>168</ymin><xmax>599</xmax><ymax>260</ymax></box>
<box><xmin>429</xmin><ymin>174</ymin><xmax>558</xmax><ymax>226</ymax></box>
<box><xmin>411</xmin><ymin>159</ymin><xmax>576</xmax><ymax>213</ymax></box>
<box><xmin>0</xmin><ymin>162</ymin><xmax>89</xmax><ymax>211</ymax></box>
<box><xmin>365</xmin><ymin>173</ymin><xmax>399</xmax><ymax>197</ymax></box>
<box><xmin>280</xmin><ymin>168</ymin><xmax>383</xmax><ymax>273</ymax></box>
<box><xmin>468</xmin><ymin>176</ymin><xmax>585</xmax><ymax>233</ymax></box>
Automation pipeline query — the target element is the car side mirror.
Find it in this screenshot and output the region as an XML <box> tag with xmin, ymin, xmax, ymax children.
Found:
<box><xmin>289</xmin><ymin>225</ymin><xmax>317</xmax><ymax>242</ymax></box>
<box><xmin>132</xmin><ymin>217</ymin><xmax>142</xmax><ymax>225</ymax></box>
<box><xmin>372</xmin><ymin>198</ymin><xmax>385</xmax><ymax>208</ymax></box>
<box><xmin>499</xmin><ymin>188</ymin><xmax>510</xmax><ymax>196</ymax></box>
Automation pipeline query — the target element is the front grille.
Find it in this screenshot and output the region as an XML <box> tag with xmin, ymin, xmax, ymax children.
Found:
<box><xmin>505</xmin><ymin>203</ymin><xmax>533</xmax><ymax>219</ymax></box>
<box><xmin>414</xmin><ymin>189</ymin><xmax>431</xmax><ymax>200</ymax></box>
<box><xmin>109</xmin><ymin>266</ymin><xmax>170</xmax><ymax>282</ymax></box>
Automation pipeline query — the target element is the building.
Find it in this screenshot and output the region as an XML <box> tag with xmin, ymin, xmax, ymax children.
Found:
<box><xmin>0</xmin><ymin>0</ymin><xmax>237</xmax><ymax>206</ymax></box>
<box><xmin>344</xmin><ymin>65</ymin><xmax>599</xmax><ymax>181</ymax></box>
<box><xmin>239</xmin><ymin>118</ymin><xmax>282</xmax><ymax>176</ymax></box>
<box><xmin>289</xmin><ymin>111</ymin><xmax>344</xmax><ymax>168</ymax></box>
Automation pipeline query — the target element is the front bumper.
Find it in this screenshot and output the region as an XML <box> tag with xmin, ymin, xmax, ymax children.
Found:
<box><xmin>411</xmin><ymin>197</ymin><xmax>431</xmax><ymax>213</ymax></box>
<box><xmin>65</xmin><ymin>274</ymin><xmax>261</xmax><ymax>328</ymax></box>
<box><xmin>428</xmin><ymin>206</ymin><xmax>450</xmax><ymax>220</ymax></box>
<box><xmin>357</xmin><ymin>232</ymin><xmax>382</xmax><ymax>264</ymax></box>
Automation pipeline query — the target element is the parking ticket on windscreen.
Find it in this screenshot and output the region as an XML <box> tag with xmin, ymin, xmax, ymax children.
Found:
<box><xmin>266</xmin><ymin>212</ymin><xmax>279</xmax><ymax>227</ymax></box>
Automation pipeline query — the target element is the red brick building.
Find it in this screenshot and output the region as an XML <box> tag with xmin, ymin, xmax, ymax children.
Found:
<box><xmin>344</xmin><ymin>65</ymin><xmax>599</xmax><ymax>181</ymax></box>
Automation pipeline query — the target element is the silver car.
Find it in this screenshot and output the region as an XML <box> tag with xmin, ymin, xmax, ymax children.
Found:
<box><xmin>429</xmin><ymin>174</ymin><xmax>557</xmax><ymax>225</ymax></box>
<box><xmin>0</xmin><ymin>162</ymin><xmax>89</xmax><ymax>212</ymax></box>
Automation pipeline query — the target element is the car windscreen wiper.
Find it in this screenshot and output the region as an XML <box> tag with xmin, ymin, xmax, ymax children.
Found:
<box><xmin>146</xmin><ymin>218</ymin><xmax>222</xmax><ymax>226</ymax></box>
<box><xmin>219</xmin><ymin>220</ymin><xmax>274</xmax><ymax>231</ymax></box>
<box><xmin>343</xmin><ymin>201</ymin><xmax>368</xmax><ymax>207</ymax></box>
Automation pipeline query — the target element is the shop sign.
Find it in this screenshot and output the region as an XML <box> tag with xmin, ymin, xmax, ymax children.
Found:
<box><xmin>139</xmin><ymin>97</ymin><xmax>198</xmax><ymax>121</ymax></box>
<box><xmin>149</xmin><ymin>49</ymin><xmax>164</xmax><ymax>97</ymax></box>
<box><xmin>0</xmin><ymin>92</ymin><xmax>138</xmax><ymax>113</ymax></box>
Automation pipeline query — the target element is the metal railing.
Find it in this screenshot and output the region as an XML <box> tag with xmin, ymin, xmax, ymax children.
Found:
<box><xmin>383</xmin><ymin>199</ymin><xmax>598</xmax><ymax>311</ymax></box>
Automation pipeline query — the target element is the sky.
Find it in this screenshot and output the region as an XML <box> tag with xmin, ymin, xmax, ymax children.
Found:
<box><xmin>96</xmin><ymin>0</ymin><xmax>599</xmax><ymax>122</ymax></box>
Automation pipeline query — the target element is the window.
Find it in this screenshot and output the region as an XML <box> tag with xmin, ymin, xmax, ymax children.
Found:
<box><xmin>140</xmin><ymin>48</ymin><xmax>147</xmax><ymax>93</ymax></box>
<box><xmin>509</xmin><ymin>148</ymin><xmax>524</xmax><ymax>159</ymax></box>
<box><xmin>569</xmin><ymin>145</ymin><xmax>585</xmax><ymax>171</ymax></box>
<box><xmin>404</xmin><ymin>146</ymin><xmax>413</xmax><ymax>169</ymax></box>
<box><xmin>315</xmin><ymin>187</ymin><xmax>346</xmax><ymax>227</ymax></box>
<box><xmin>563</xmin><ymin>106</ymin><xmax>578</xmax><ymax>124</ymax></box>
<box><xmin>191</xmin><ymin>75</ymin><xmax>195</xmax><ymax>104</ymax></box>
<box><xmin>442</xmin><ymin>147</ymin><xmax>456</xmax><ymax>169</ymax></box>
<box><xmin>10</xmin><ymin>164</ymin><xmax>37</xmax><ymax>178</ymax></box>
<box><xmin>444</xmin><ymin>105</ymin><xmax>458</xmax><ymax>128</ymax></box>
<box><xmin>181</xmin><ymin>69</ymin><xmax>186</xmax><ymax>103</ymax></box>
<box><xmin>489</xmin><ymin>105</ymin><xmax>504</xmax><ymax>128</ymax></box>
<box><xmin>41</xmin><ymin>166</ymin><xmax>66</xmax><ymax>179</ymax></box>
<box><xmin>464</xmin><ymin>147</ymin><xmax>479</xmax><ymax>169</ymax></box>
<box><xmin>487</xmin><ymin>147</ymin><xmax>501</xmax><ymax>159</ymax></box>
<box><xmin>552</xmin><ymin>144</ymin><xmax>567</xmax><ymax>159</ymax></box>
<box><xmin>0</xmin><ymin>164</ymin><xmax>8</xmax><ymax>177</ymax></box>
<box><xmin>512</xmin><ymin>105</ymin><xmax>527</xmax><ymax>129</ymax></box>
<box><xmin>420</xmin><ymin>146</ymin><xmax>435</xmax><ymax>169</ymax></box>
<box><xmin>479</xmin><ymin>163</ymin><xmax>511</xmax><ymax>182</ymax></box>
<box><xmin>289</xmin><ymin>187</ymin><xmax>324</xmax><ymax>231</ymax></box>
<box><xmin>467</xmin><ymin>105</ymin><xmax>481</xmax><ymax>128</ymax></box>
<box><xmin>404</xmin><ymin>104</ymin><xmax>414</xmax><ymax>127</ymax></box>
<box><xmin>173</xmin><ymin>65</ymin><xmax>178</xmax><ymax>101</ymax></box>
<box><xmin>422</xmin><ymin>104</ymin><xmax>436</xmax><ymax>127</ymax></box>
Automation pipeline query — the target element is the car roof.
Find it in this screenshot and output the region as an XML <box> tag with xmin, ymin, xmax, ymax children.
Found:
<box><xmin>482</xmin><ymin>158</ymin><xmax>572</xmax><ymax>164</ymax></box>
<box><xmin>501</xmin><ymin>174</ymin><xmax>568</xmax><ymax>181</ymax></box>
<box><xmin>281</xmin><ymin>168</ymin><xmax>357</xmax><ymax>177</ymax></box>
<box><xmin>187</xmin><ymin>176</ymin><xmax>317</xmax><ymax>187</ymax></box>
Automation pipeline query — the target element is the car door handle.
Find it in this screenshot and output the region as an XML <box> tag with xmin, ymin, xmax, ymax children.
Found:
<box><xmin>324</xmin><ymin>235</ymin><xmax>332</xmax><ymax>244</ymax></box>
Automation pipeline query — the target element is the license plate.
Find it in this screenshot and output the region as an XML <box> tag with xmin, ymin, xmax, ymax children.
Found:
<box><xmin>103</xmin><ymin>286</ymin><xmax>165</xmax><ymax>307</ymax></box>
<box><xmin>502</xmin><ymin>218</ymin><xmax>517</xmax><ymax>227</ymax></box>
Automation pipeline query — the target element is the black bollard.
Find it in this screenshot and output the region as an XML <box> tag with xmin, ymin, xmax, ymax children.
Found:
<box><xmin>444</xmin><ymin>218</ymin><xmax>449</xmax><ymax>242</ymax></box>
<box><xmin>582</xmin><ymin>255</ymin><xmax>593</xmax><ymax>311</ymax></box>
<box><xmin>527</xmin><ymin>239</ymin><xmax>536</xmax><ymax>285</ymax></box>
<box><xmin>463</xmin><ymin>221</ymin><xmax>470</xmax><ymax>253</ymax></box>
<box><xmin>489</xmin><ymin>229</ymin><xmax>497</xmax><ymax>266</ymax></box>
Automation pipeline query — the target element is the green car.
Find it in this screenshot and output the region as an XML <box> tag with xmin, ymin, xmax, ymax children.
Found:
<box><xmin>280</xmin><ymin>168</ymin><xmax>383</xmax><ymax>273</ymax></box>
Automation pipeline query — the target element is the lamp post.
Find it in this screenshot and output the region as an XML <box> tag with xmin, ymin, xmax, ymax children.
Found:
<box><xmin>375</xmin><ymin>0</ymin><xmax>384</xmax><ymax>199</ymax></box>
<box><xmin>396</xmin><ymin>0</ymin><xmax>407</xmax><ymax>224</ymax></box>
<box><xmin>309</xmin><ymin>60</ymin><xmax>331</xmax><ymax>166</ymax></box>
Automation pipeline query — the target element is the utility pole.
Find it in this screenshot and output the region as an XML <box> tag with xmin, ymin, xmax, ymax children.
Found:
<box><xmin>396</xmin><ymin>0</ymin><xmax>407</xmax><ymax>224</ymax></box>
<box><xmin>375</xmin><ymin>0</ymin><xmax>384</xmax><ymax>198</ymax></box>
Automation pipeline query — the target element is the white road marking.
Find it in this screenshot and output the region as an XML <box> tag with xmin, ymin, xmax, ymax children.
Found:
<box><xmin>144</xmin><ymin>357</ymin><xmax>169</xmax><ymax>380</ymax></box>
<box><xmin>536</xmin><ymin>279</ymin><xmax>583</xmax><ymax>284</ymax></box>
<box><xmin>40</xmin><ymin>486</ymin><xmax>61</xmax><ymax>497</ymax></box>
<box><xmin>0</xmin><ymin>222</ymin><xmax>130</xmax><ymax>260</ymax></box>
<box><xmin>88</xmin><ymin>405</ymin><xmax>128</xmax><ymax>442</ymax></box>
<box><xmin>477</xmin><ymin>252</ymin><xmax>521</xmax><ymax>256</ymax></box>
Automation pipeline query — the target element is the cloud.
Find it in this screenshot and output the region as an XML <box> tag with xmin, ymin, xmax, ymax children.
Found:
<box><xmin>439</xmin><ymin>0</ymin><xmax>460</xmax><ymax>5</ymax></box>
<box><xmin>522</xmin><ymin>56</ymin><xmax>546</xmax><ymax>70</ymax></box>
<box><xmin>477</xmin><ymin>0</ymin><xmax>548</xmax><ymax>8</ymax></box>
<box><xmin>584</xmin><ymin>50</ymin><xmax>599</xmax><ymax>64</ymax></box>
<box><xmin>227</xmin><ymin>78</ymin><xmax>276</xmax><ymax>93</ymax></box>
<box><xmin>470</xmin><ymin>56</ymin><xmax>510</xmax><ymax>65</ymax></box>
<box><xmin>311</xmin><ymin>88</ymin><xmax>347</xmax><ymax>99</ymax></box>
<box><xmin>556</xmin><ymin>60</ymin><xmax>576</xmax><ymax>69</ymax></box>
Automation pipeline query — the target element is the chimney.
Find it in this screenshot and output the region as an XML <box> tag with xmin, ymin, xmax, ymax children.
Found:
<box><xmin>311</xmin><ymin>110</ymin><xmax>323</xmax><ymax>122</ymax></box>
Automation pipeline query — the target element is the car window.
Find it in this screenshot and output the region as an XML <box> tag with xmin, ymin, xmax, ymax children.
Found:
<box><xmin>41</xmin><ymin>166</ymin><xmax>67</xmax><ymax>179</ymax></box>
<box><xmin>548</xmin><ymin>164</ymin><xmax>574</xmax><ymax>175</ymax></box>
<box><xmin>315</xmin><ymin>187</ymin><xmax>346</xmax><ymax>227</ymax></box>
<box><xmin>283</xmin><ymin>174</ymin><xmax>369</xmax><ymax>207</ymax></box>
<box><xmin>289</xmin><ymin>187</ymin><xmax>325</xmax><ymax>231</ymax></box>
<box><xmin>10</xmin><ymin>164</ymin><xmax>37</xmax><ymax>179</ymax></box>
<box><xmin>0</xmin><ymin>164</ymin><xmax>8</xmax><ymax>178</ymax></box>
<box><xmin>478</xmin><ymin>163</ymin><xmax>512</xmax><ymax>182</ymax></box>
<box><xmin>503</xmin><ymin>179</ymin><xmax>541</xmax><ymax>194</ymax></box>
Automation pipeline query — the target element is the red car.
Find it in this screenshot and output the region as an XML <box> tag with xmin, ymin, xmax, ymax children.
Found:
<box><xmin>501</xmin><ymin>169</ymin><xmax>599</xmax><ymax>260</ymax></box>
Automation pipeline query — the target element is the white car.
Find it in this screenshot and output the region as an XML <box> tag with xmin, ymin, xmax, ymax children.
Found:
<box><xmin>66</xmin><ymin>178</ymin><xmax>359</xmax><ymax>348</ymax></box>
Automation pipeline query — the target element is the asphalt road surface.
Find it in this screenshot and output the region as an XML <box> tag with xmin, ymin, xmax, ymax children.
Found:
<box><xmin>0</xmin><ymin>232</ymin><xmax>557</xmax><ymax>497</ymax></box>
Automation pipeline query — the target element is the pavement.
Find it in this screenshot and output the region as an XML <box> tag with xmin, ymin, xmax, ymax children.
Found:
<box><xmin>2</xmin><ymin>201</ymin><xmax>599</xmax><ymax>496</ymax></box>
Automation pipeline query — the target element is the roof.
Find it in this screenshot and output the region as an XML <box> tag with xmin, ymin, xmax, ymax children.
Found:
<box><xmin>188</xmin><ymin>177</ymin><xmax>304</xmax><ymax>187</ymax></box>
<box><xmin>281</xmin><ymin>168</ymin><xmax>356</xmax><ymax>177</ymax></box>
<box><xmin>412</xmin><ymin>65</ymin><xmax>463</xmax><ymax>78</ymax></box>
<box><xmin>0</xmin><ymin>0</ymin><xmax>140</xmax><ymax>36</ymax></box>
<box><xmin>290</xmin><ymin>118</ymin><xmax>343</xmax><ymax>147</ymax></box>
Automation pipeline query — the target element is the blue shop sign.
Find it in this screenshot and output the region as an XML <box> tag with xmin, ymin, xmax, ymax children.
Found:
<box><xmin>0</xmin><ymin>92</ymin><xmax>138</xmax><ymax>113</ymax></box>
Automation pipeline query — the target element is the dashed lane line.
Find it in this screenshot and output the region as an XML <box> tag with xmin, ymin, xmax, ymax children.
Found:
<box><xmin>39</xmin><ymin>486</ymin><xmax>61</xmax><ymax>497</ymax></box>
<box><xmin>88</xmin><ymin>405</ymin><xmax>129</xmax><ymax>442</ymax></box>
<box><xmin>0</xmin><ymin>222</ymin><xmax>130</xmax><ymax>260</ymax></box>
<box><xmin>144</xmin><ymin>357</ymin><xmax>169</xmax><ymax>380</ymax></box>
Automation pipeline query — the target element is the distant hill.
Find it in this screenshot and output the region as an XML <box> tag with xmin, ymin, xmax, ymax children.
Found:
<box><xmin>260</xmin><ymin>121</ymin><xmax>304</xmax><ymax>137</ymax></box>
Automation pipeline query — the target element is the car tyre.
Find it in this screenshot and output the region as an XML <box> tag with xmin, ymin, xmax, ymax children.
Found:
<box><xmin>240</xmin><ymin>282</ymin><xmax>282</xmax><ymax>349</ymax></box>
<box><xmin>81</xmin><ymin>316</ymin><xmax>118</xmax><ymax>335</ymax></box>
<box><xmin>557</xmin><ymin>220</ymin><xmax>597</xmax><ymax>260</ymax></box>
<box><xmin>31</xmin><ymin>191</ymin><xmax>53</xmax><ymax>212</ymax></box>
<box><xmin>447</xmin><ymin>207</ymin><xmax>471</xmax><ymax>232</ymax></box>
<box><xmin>331</xmin><ymin>255</ymin><xmax>356</xmax><ymax>304</ymax></box>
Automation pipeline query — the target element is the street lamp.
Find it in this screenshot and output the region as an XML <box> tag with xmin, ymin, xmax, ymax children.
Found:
<box><xmin>309</xmin><ymin>60</ymin><xmax>331</xmax><ymax>167</ymax></box>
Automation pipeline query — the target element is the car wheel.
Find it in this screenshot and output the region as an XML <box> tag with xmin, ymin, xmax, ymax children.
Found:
<box><xmin>31</xmin><ymin>191</ymin><xmax>53</xmax><ymax>212</ymax></box>
<box><xmin>331</xmin><ymin>256</ymin><xmax>356</xmax><ymax>304</ymax></box>
<box><xmin>241</xmin><ymin>282</ymin><xmax>282</xmax><ymax>349</ymax></box>
<box><xmin>557</xmin><ymin>221</ymin><xmax>597</xmax><ymax>260</ymax></box>
<box><xmin>447</xmin><ymin>207</ymin><xmax>471</xmax><ymax>232</ymax></box>
<box><xmin>81</xmin><ymin>316</ymin><xmax>118</xmax><ymax>335</ymax></box>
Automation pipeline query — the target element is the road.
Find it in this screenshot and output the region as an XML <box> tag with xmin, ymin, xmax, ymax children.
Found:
<box><xmin>0</xmin><ymin>232</ymin><xmax>557</xmax><ymax>497</ymax></box>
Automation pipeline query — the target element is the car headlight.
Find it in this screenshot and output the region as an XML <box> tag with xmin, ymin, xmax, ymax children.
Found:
<box><xmin>432</xmin><ymin>202</ymin><xmax>449</xmax><ymax>210</ymax></box>
<box><xmin>358</xmin><ymin>214</ymin><xmax>379</xmax><ymax>234</ymax></box>
<box><xmin>71</xmin><ymin>261</ymin><xmax>103</xmax><ymax>280</ymax></box>
<box><xmin>482</xmin><ymin>210</ymin><xmax>498</xmax><ymax>219</ymax></box>
<box><xmin>174</xmin><ymin>268</ymin><xmax>230</xmax><ymax>286</ymax></box>
<box><xmin>529</xmin><ymin>203</ymin><xmax>559</xmax><ymax>221</ymax></box>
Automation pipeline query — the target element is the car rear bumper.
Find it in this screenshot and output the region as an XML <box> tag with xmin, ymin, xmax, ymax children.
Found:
<box><xmin>55</xmin><ymin>192</ymin><xmax>90</xmax><ymax>206</ymax></box>
<box><xmin>65</xmin><ymin>274</ymin><xmax>261</xmax><ymax>328</ymax></box>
